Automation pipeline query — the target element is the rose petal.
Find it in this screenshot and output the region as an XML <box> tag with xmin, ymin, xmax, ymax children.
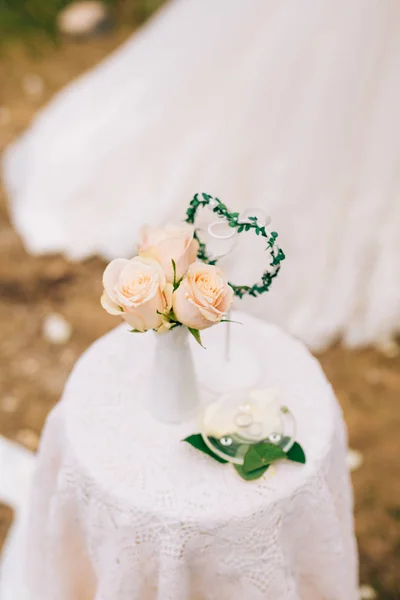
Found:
<box><xmin>139</xmin><ymin>224</ymin><xmax>197</xmax><ymax>283</ymax></box>
<box><xmin>189</xmin><ymin>264</ymin><xmax>224</xmax><ymax>308</ymax></box>
<box><xmin>163</xmin><ymin>283</ymin><xmax>174</xmax><ymax>312</ymax></box>
<box><xmin>103</xmin><ymin>258</ymin><xmax>129</xmax><ymax>301</ymax></box>
<box><xmin>117</xmin><ymin>256</ymin><xmax>166</xmax><ymax>308</ymax></box>
<box><xmin>138</xmin><ymin>246</ymin><xmax>160</xmax><ymax>263</ymax></box>
<box><xmin>198</xmin><ymin>304</ymin><xmax>223</xmax><ymax>323</ymax></box>
<box><xmin>156</xmin><ymin>317</ymin><xmax>174</xmax><ymax>334</ymax></box>
<box><xmin>187</xmin><ymin>237</ymin><xmax>200</xmax><ymax>264</ymax></box>
<box><xmin>138</xmin><ymin>225</ymin><xmax>167</xmax><ymax>250</ymax></box>
<box><xmin>138</xmin><ymin>256</ymin><xmax>166</xmax><ymax>288</ymax></box>
<box><xmin>217</xmin><ymin>284</ymin><xmax>234</xmax><ymax>312</ymax></box>
<box><xmin>123</xmin><ymin>311</ymin><xmax>146</xmax><ymax>332</ymax></box>
<box><xmin>118</xmin><ymin>261</ymin><xmax>156</xmax><ymax>306</ymax></box>
<box><xmin>156</xmin><ymin>235</ymin><xmax>189</xmax><ymax>281</ymax></box>
<box><xmin>173</xmin><ymin>262</ymin><xmax>233</xmax><ymax>330</ymax></box>
<box><xmin>100</xmin><ymin>292</ymin><xmax>122</xmax><ymax>315</ymax></box>
<box><xmin>102</xmin><ymin>256</ymin><xmax>168</xmax><ymax>332</ymax></box>
<box><xmin>133</xmin><ymin>289</ymin><xmax>164</xmax><ymax>330</ymax></box>
<box><xmin>173</xmin><ymin>286</ymin><xmax>211</xmax><ymax>330</ymax></box>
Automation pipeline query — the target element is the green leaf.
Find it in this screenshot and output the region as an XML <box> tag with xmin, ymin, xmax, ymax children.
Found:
<box><xmin>158</xmin><ymin>310</ymin><xmax>180</xmax><ymax>324</ymax></box>
<box><xmin>243</xmin><ymin>443</ymin><xmax>286</xmax><ymax>473</ymax></box>
<box><xmin>188</xmin><ymin>327</ymin><xmax>205</xmax><ymax>348</ymax></box>
<box><xmin>129</xmin><ymin>329</ymin><xmax>143</xmax><ymax>333</ymax></box>
<box><xmin>220</xmin><ymin>319</ymin><xmax>243</xmax><ymax>325</ymax></box>
<box><xmin>234</xmin><ymin>463</ymin><xmax>270</xmax><ymax>481</ymax></box>
<box><xmin>183</xmin><ymin>434</ymin><xmax>228</xmax><ymax>464</ymax></box>
<box><xmin>286</xmin><ymin>442</ymin><xmax>306</xmax><ymax>464</ymax></box>
<box><xmin>172</xmin><ymin>259</ymin><xmax>178</xmax><ymax>289</ymax></box>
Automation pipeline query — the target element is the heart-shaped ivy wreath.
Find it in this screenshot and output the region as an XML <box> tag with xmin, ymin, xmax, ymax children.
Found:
<box><xmin>185</xmin><ymin>192</ymin><xmax>285</xmax><ymax>298</ymax></box>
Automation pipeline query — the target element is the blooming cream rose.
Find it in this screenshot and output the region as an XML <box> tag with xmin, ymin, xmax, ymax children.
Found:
<box><xmin>101</xmin><ymin>256</ymin><xmax>172</xmax><ymax>332</ymax></box>
<box><xmin>138</xmin><ymin>223</ymin><xmax>199</xmax><ymax>283</ymax></box>
<box><xmin>173</xmin><ymin>263</ymin><xmax>234</xmax><ymax>330</ymax></box>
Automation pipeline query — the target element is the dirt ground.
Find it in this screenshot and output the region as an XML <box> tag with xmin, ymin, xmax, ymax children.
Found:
<box><xmin>0</xmin><ymin>28</ymin><xmax>399</xmax><ymax>599</ymax></box>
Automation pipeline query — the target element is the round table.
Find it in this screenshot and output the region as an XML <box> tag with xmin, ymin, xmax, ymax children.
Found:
<box><xmin>24</xmin><ymin>312</ymin><xmax>358</xmax><ymax>600</ymax></box>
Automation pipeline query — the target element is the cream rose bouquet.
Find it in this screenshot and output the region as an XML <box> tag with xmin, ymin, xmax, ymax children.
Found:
<box><xmin>101</xmin><ymin>223</ymin><xmax>234</xmax><ymax>345</ymax></box>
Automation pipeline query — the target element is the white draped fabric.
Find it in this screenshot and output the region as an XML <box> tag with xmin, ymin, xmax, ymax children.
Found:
<box><xmin>3</xmin><ymin>0</ymin><xmax>400</xmax><ymax>350</ymax></box>
<box><xmin>3</xmin><ymin>313</ymin><xmax>358</xmax><ymax>599</ymax></box>
<box><xmin>0</xmin><ymin>438</ymin><xmax>35</xmax><ymax>600</ymax></box>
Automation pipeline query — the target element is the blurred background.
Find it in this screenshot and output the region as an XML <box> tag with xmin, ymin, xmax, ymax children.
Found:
<box><xmin>0</xmin><ymin>2</ymin><xmax>399</xmax><ymax>599</ymax></box>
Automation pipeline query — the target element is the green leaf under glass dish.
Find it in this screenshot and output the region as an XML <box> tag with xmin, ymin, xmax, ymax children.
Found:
<box><xmin>243</xmin><ymin>442</ymin><xmax>287</xmax><ymax>474</ymax></box>
<box><xmin>183</xmin><ymin>434</ymin><xmax>228</xmax><ymax>464</ymax></box>
<box><xmin>183</xmin><ymin>433</ymin><xmax>306</xmax><ymax>481</ymax></box>
<box><xmin>234</xmin><ymin>463</ymin><xmax>270</xmax><ymax>481</ymax></box>
<box><xmin>286</xmin><ymin>441</ymin><xmax>306</xmax><ymax>464</ymax></box>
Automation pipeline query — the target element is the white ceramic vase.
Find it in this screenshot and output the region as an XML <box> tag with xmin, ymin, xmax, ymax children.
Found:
<box><xmin>147</xmin><ymin>326</ymin><xmax>200</xmax><ymax>424</ymax></box>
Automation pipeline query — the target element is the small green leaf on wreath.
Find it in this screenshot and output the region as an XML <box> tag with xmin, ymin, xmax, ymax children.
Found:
<box><xmin>234</xmin><ymin>463</ymin><xmax>270</xmax><ymax>481</ymax></box>
<box><xmin>243</xmin><ymin>442</ymin><xmax>287</xmax><ymax>473</ymax></box>
<box><xmin>183</xmin><ymin>434</ymin><xmax>228</xmax><ymax>464</ymax></box>
<box><xmin>286</xmin><ymin>442</ymin><xmax>306</xmax><ymax>464</ymax></box>
<box><xmin>188</xmin><ymin>327</ymin><xmax>205</xmax><ymax>348</ymax></box>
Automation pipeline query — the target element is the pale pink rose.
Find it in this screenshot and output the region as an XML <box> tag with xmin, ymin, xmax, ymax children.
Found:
<box><xmin>173</xmin><ymin>263</ymin><xmax>234</xmax><ymax>330</ymax></box>
<box><xmin>101</xmin><ymin>256</ymin><xmax>172</xmax><ymax>332</ymax></box>
<box><xmin>138</xmin><ymin>223</ymin><xmax>199</xmax><ymax>283</ymax></box>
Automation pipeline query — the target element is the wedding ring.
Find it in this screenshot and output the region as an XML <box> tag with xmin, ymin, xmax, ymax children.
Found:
<box><xmin>208</xmin><ymin>220</ymin><xmax>237</xmax><ymax>240</ymax></box>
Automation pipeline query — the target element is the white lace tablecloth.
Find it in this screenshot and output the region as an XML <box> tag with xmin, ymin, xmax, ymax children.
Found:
<box><xmin>23</xmin><ymin>312</ymin><xmax>358</xmax><ymax>600</ymax></box>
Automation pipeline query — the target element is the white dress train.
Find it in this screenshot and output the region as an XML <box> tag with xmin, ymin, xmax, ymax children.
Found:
<box><xmin>3</xmin><ymin>0</ymin><xmax>400</xmax><ymax>349</ymax></box>
<box><xmin>0</xmin><ymin>437</ymin><xmax>35</xmax><ymax>600</ymax></box>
